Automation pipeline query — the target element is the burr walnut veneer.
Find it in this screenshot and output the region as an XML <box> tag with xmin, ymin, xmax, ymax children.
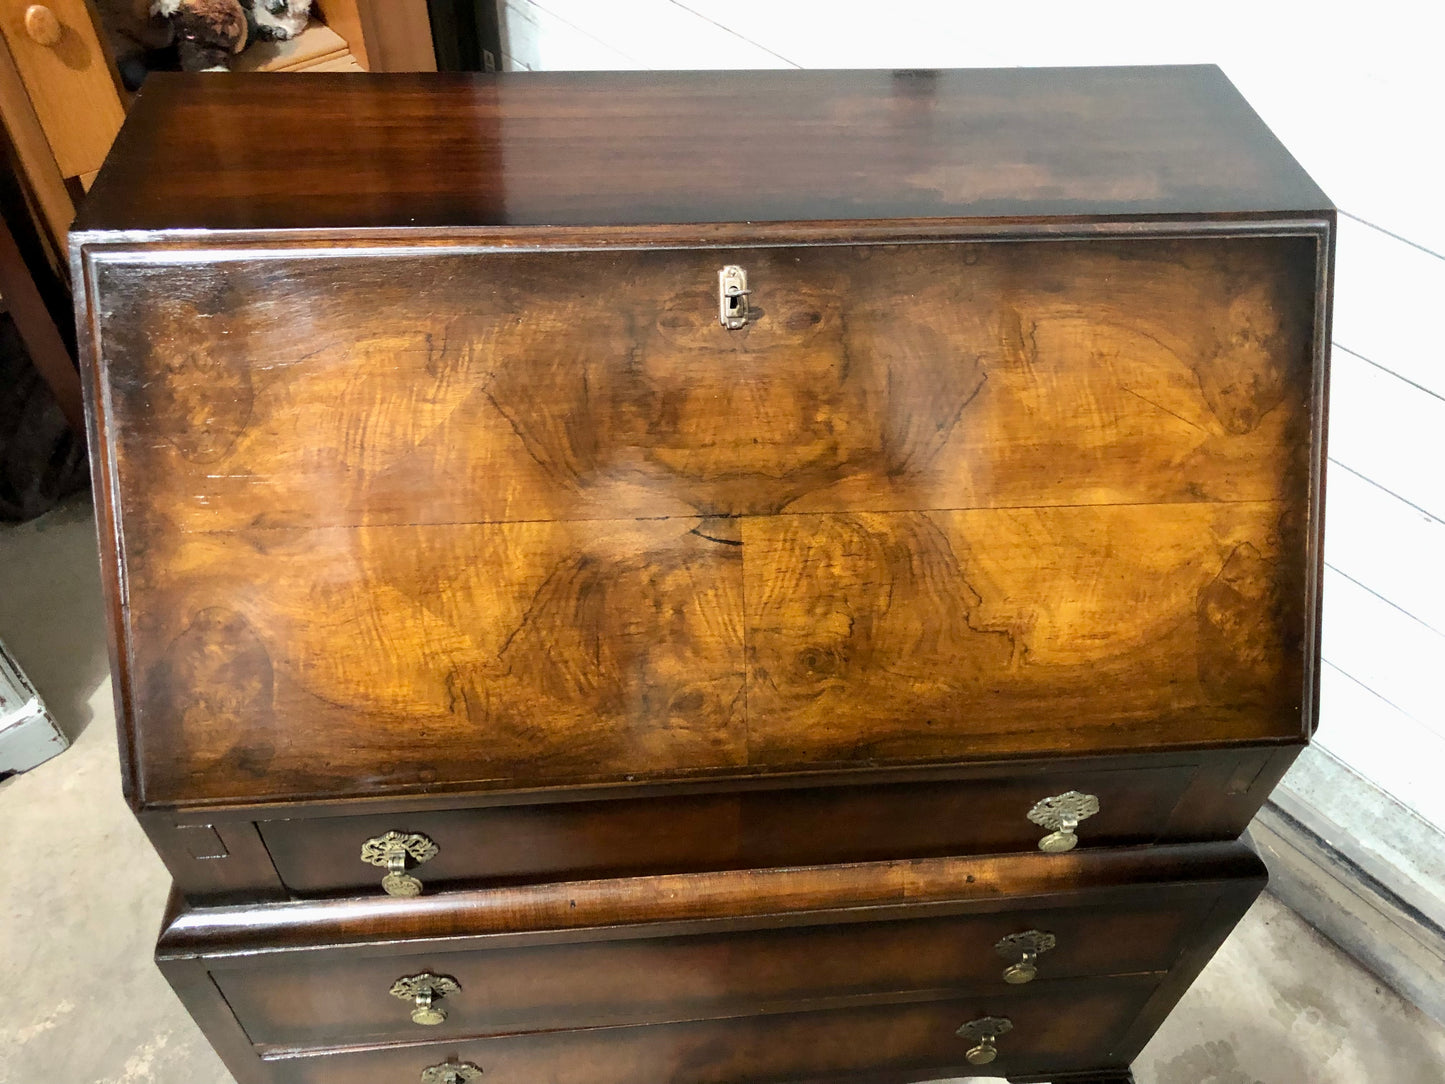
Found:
<box><xmin>74</xmin><ymin>67</ymin><xmax>1332</xmax><ymax>1084</ymax></box>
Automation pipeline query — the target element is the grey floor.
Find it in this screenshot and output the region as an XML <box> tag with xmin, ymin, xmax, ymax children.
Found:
<box><xmin>3</xmin><ymin>496</ymin><xmax>1444</xmax><ymax>1084</ymax></box>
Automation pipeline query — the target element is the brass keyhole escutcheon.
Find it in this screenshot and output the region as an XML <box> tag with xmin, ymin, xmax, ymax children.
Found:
<box><xmin>956</xmin><ymin>1015</ymin><xmax>1013</xmax><ymax>1066</ymax></box>
<box><xmin>718</xmin><ymin>265</ymin><xmax>751</xmax><ymax>329</ymax></box>
<box><xmin>391</xmin><ymin>972</ymin><xmax>460</xmax><ymax>1026</ymax></box>
<box><xmin>360</xmin><ymin>831</ymin><xmax>439</xmax><ymax>896</ymax></box>
<box><xmin>1027</xmin><ymin>791</ymin><xmax>1100</xmax><ymax>853</ymax></box>
<box><xmin>420</xmin><ymin>1059</ymin><xmax>483</xmax><ymax>1084</ymax></box>
<box><xmin>995</xmin><ymin>929</ymin><xmax>1057</xmax><ymax>984</ymax></box>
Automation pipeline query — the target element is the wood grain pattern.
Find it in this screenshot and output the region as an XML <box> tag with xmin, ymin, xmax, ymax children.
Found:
<box><xmin>744</xmin><ymin>502</ymin><xmax>1304</xmax><ymax>763</ymax></box>
<box><xmin>89</xmin><ymin>234</ymin><xmax>1319</xmax><ymax>805</ymax></box>
<box><xmin>73</xmin><ymin>67</ymin><xmax>1330</xmax><ymax>234</ymax></box>
<box><xmin>118</xmin><ymin>502</ymin><xmax>1300</xmax><ymax>804</ymax></box>
<box><xmin>96</xmin><ymin>237</ymin><xmax>1315</xmax><ymax>530</ymax></box>
<box><xmin>127</xmin><ymin>518</ymin><xmax>745</xmax><ymax>802</ymax></box>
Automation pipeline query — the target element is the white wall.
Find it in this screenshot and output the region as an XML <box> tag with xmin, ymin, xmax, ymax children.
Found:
<box><xmin>499</xmin><ymin>0</ymin><xmax>1445</xmax><ymax>829</ymax></box>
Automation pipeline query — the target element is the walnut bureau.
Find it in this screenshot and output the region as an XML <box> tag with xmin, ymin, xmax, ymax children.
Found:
<box><xmin>73</xmin><ymin>67</ymin><xmax>1331</xmax><ymax>1084</ymax></box>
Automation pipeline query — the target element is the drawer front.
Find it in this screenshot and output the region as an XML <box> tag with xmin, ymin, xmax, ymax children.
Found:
<box><xmin>93</xmin><ymin>235</ymin><xmax>1321</xmax><ymax>808</ymax></box>
<box><xmin>160</xmin><ymin>845</ymin><xmax>1267</xmax><ymax>1083</ymax></box>
<box><xmin>217</xmin><ymin>897</ymin><xmax>1198</xmax><ymax>1049</ymax></box>
<box><xmin>260</xmin><ymin>762</ymin><xmax>1197</xmax><ymax>896</ymax></box>
<box><xmin>260</xmin><ymin>980</ymin><xmax>1156</xmax><ymax>1084</ymax></box>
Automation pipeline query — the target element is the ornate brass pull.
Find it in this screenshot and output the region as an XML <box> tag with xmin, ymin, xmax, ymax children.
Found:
<box><xmin>360</xmin><ymin>831</ymin><xmax>439</xmax><ymax>897</ymax></box>
<box><xmin>995</xmin><ymin>929</ymin><xmax>1057</xmax><ymax>984</ymax></box>
<box><xmin>956</xmin><ymin>1015</ymin><xmax>1013</xmax><ymax>1066</ymax></box>
<box><xmin>1027</xmin><ymin>790</ymin><xmax>1099</xmax><ymax>853</ymax></box>
<box><xmin>390</xmin><ymin>971</ymin><xmax>461</xmax><ymax>1025</ymax></box>
<box><xmin>420</xmin><ymin>1060</ymin><xmax>483</xmax><ymax>1084</ymax></box>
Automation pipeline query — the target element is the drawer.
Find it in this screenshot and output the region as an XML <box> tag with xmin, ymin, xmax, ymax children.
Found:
<box><xmin>242</xmin><ymin>747</ymin><xmax>1293</xmax><ymax>900</ymax></box>
<box><xmin>260</xmin><ymin>979</ymin><xmax>1158</xmax><ymax>1084</ymax></box>
<box><xmin>93</xmin><ymin>236</ymin><xmax>1322</xmax><ymax>809</ymax></box>
<box><xmin>259</xmin><ymin>761</ymin><xmax>1199</xmax><ymax>897</ymax></box>
<box><xmin>160</xmin><ymin>844</ymin><xmax>1265</xmax><ymax>1066</ymax></box>
<box><xmin>219</xmin><ymin>897</ymin><xmax>1192</xmax><ymax>1051</ymax></box>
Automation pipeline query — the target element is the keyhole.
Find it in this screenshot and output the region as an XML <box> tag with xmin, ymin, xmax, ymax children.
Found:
<box><xmin>718</xmin><ymin>265</ymin><xmax>750</xmax><ymax>329</ymax></box>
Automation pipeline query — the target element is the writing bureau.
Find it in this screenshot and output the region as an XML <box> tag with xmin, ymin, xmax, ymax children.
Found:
<box><xmin>73</xmin><ymin>66</ymin><xmax>1331</xmax><ymax>1083</ymax></box>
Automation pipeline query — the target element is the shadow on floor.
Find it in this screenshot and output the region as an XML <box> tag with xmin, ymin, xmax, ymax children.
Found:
<box><xmin>0</xmin><ymin>492</ymin><xmax>110</xmax><ymax>752</ymax></box>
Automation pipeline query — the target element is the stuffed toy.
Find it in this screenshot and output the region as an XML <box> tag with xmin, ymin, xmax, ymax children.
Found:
<box><xmin>93</xmin><ymin>0</ymin><xmax>175</xmax><ymax>87</ymax></box>
<box><xmin>239</xmin><ymin>0</ymin><xmax>311</xmax><ymax>43</ymax></box>
<box><xmin>96</xmin><ymin>0</ymin><xmax>312</xmax><ymax>83</ymax></box>
<box><xmin>156</xmin><ymin>0</ymin><xmax>248</xmax><ymax>71</ymax></box>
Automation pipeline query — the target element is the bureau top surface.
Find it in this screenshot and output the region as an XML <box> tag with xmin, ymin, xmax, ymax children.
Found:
<box><xmin>74</xmin><ymin>65</ymin><xmax>1329</xmax><ymax>235</ymax></box>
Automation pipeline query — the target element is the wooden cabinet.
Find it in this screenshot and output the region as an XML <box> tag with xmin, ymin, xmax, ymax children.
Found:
<box><xmin>0</xmin><ymin>1</ymin><xmax>436</xmax><ymax>265</ymax></box>
<box><xmin>0</xmin><ymin>0</ymin><xmax>124</xmax><ymax>183</ymax></box>
<box><xmin>73</xmin><ymin>66</ymin><xmax>1333</xmax><ymax>1084</ymax></box>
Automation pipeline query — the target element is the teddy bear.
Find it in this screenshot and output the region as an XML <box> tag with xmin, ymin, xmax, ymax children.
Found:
<box><xmin>96</xmin><ymin>0</ymin><xmax>312</xmax><ymax>84</ymax></box>
<box><xmin>93</xmin><ymin>0</ymin><xmax>176</xmax><ymax>87</ymax></box>
<box><xmin>239</xmin><ymin>0</ymin><xmax>312</xmax><ymax>43</ymax></box>
<box><xmin>157</xmin><ymin>0</ymin><xmax>248</xmax><ymax>71</ymax></box>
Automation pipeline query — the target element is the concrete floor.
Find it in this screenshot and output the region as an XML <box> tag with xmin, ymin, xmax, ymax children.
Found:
<box><xmin>3</xmin><ymin>496</ymin><xmax>1444</xmax><ymax>1084</ymax></box>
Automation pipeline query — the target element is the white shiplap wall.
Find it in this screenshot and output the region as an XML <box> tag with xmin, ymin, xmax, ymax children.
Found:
<box><xmin>498</xmin><ymin>0</ymin><xmax>1445</xmax><ymax>830</ymax></box>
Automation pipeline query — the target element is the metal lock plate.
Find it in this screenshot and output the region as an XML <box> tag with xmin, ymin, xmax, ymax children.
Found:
<box><xmin>718</xmin><ymin>265</ymin><xmax>750</xmax><ymax>329</ymax></box>
<box><xmin>1026</xmin><ymin>791</ymin><xmax>1100</xmax><ymax>852</ymax></box>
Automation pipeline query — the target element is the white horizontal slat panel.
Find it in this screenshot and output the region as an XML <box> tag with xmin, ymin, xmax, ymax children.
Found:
<box><xmin>1324</xmin><ymin>467</ymin><xmax>1445</xmax><ymax>636</ymax></box>
<box><xmin>1227</xmin><ymin>66</ymin><xmax>1445</xmax><ymax>259</ymax></box>
<box><xmin>1327</xmin><ymin>349</ymin><xmax>1445</xmax><ymax>522</ymax></box>
<box><xmin>1320</xmin><ymin>567</ymin><xmax>1445</xmax><ymax>736</ymax></box>
<box><xmin>1314</xmin><ymin>663</ymin><xmax>1445</xmax><ymax>832</ymax></box>
<box><xmin>670</xmin><ymin>0</ymin><xmax>1014</xmax><ymax>69</ymax></box>
<box><xmin>501</xmin><ymin>0</ymin><xmax>647</xmax><ymax>71</ymax></box>
<box><xmin>1333</xmin><ymin>217</ymin><xmax>1445</xmax><ymax>399</ymax></box>
<box><xmin>528</xmin><ymin>0</ymin><xmax>795</xmax><ymax>69</ymax></box>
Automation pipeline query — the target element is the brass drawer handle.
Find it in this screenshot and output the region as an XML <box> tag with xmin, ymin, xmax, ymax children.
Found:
<box><xmin>391</xmin><ymin>971</ymin><xmax>461</xmax><ymax>1025</ymax></box>
<box><xmin>956</xmin><ymin>1015</ymin><xmax>1013</xmax><ymax>1066</ymax></box>
<box><xmin>360</xmin><ymin>831</ymin><xmax>439</xmax><ymax>897</ymax></box>
<box><xmin>420</xmin><ymin>1061</ymin><xmax>483</xmax><ymax>1084</ymax></box>
<box><xmin>995</xmin><ymin>929</ymin><xmax>1057</xmax><ymax>984</ymax></box>
<box><xmin>1027</xmin><ymin>790</ymin><xmax>1100</xmax><ymax>853</ymax></box>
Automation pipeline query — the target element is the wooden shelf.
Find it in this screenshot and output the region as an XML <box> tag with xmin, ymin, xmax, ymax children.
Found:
<box><xmin>233</xmin><ymin>23</ymin><xmax>355</xmax><ymax>73</ymax></box>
